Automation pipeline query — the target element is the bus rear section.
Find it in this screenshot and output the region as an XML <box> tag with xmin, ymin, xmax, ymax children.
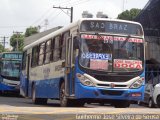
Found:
<box><xmin>0</xmin><ymin>52</ymin><xmax>22</xmax><ymax>92</ymax></box>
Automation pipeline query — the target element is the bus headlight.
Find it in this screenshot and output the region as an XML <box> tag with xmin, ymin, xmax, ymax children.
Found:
<box><xmin>76</xmin><ymin>73</ymin><xmax>95</xmax><ymax>87</ymax></box>
<box><xmin>130</xmin><ymin>77</ymin><xmax>144</xmax><ymax>89</ymax></box>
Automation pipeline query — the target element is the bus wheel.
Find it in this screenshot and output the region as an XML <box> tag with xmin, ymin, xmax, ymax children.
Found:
<box><xmin>60</xmin><ymin>82</ymin><xmax>71</xmax><ymax>107</ymax></box>
<box><xmin>99</xmin><ymin>102</ymin><xmax>105</xmax><ymax>106</ymax></box>
<box><xmin>72</xmin><ymin>100</ymin><xmax>85</xmax><ymax>107</ymax></box>
<box><xmin>157</xmin><ymin>95</ymin><xmax>160</xmax><ymax>108</ymax></box>
<box><xmin>114</xmin><ymin>100</ymin><xmax>130</xmax><ymax>108</ymax></box>
<box><xmin>32</xmin><ymin>85</ymin><xmax>47</xmax><ymax>105</ymax></box>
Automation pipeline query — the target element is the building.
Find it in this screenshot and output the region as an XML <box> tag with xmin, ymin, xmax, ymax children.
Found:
<box><xmin>135</xmin><ymin>0</ymin><xmax>160</xmax><ymax>84</ymax></box>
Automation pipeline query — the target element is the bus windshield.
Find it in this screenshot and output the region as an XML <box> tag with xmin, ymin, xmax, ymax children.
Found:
<box><xmin>1</xmin><ymin>60</ymin><xmax>21</xmax><ymax>78</ymax></box>
<box><xmin>79</xmin><ymin>34</ymin><xmax>144</xmax><ymax>72</ymax></box>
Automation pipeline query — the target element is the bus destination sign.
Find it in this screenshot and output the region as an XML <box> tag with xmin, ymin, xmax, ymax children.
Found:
<box><xmin>80</xmin><ymin>20</ymin><xmax>142</xmax><ymax>36</ymax></box>
<box><xmin>4</xmin><ymin>53</ymin><xmax>22</xmax><ymax>59</ymax></box>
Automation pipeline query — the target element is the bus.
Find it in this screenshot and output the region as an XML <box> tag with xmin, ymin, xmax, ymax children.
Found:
<box><xmin>20</xmin><ymin>18</ymin><xmax>145</xmax><ymax>107</ymax></box>
<box><xmin>0</xmin><ymin>52</ymin><xmax>22</xmax><ymax>92</ymax></box>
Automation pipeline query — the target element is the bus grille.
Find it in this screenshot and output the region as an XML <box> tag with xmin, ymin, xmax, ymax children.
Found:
<box><xmin>94</xmin><ymin>75</ymin><xmax>133</xmax><ymax>82</ymax></box>
<box><xmin>100</xmin><ymin>90</ymin><xmax>124</xmax><ymax>96</ymax></box>
<box><xmin>97</xmin><ymin>84</ymin><xmax>127</xmax><ymax>87</ymax></box>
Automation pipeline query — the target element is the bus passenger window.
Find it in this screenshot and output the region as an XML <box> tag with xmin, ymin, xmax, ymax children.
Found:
<box><xmin>44</xmin><ymin>40</ymin><xmax>51</xmax><ymax>64</ymax></box>
<box><xmin>31</xmin><ymin>46</ymin><xmax>39</xmax><ymax>67</ymax></box>
<box><xmin>53</xmin><ymin>36</ymin><xmax>60</xmax><ymax>62</ymax></box>
<box><xmin>39</xmin><ymin>43</ymin><xmax>45</xmax><ymax>65</ymax></box>
<box><xmin>61</xmin><ymin>32</ymin><xmax>69</xmax><ymax>60</ymax></box>
<box><xmin>22</xmin><ymin>51</ymin><xmax>27</xmax><ymax>69</ymax></box>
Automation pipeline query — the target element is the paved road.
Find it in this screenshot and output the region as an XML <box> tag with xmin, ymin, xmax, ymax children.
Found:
<box><xmin>0</xmin><ymin>94</ymin><xmax>160</xmax><ymax>120</ymax></box>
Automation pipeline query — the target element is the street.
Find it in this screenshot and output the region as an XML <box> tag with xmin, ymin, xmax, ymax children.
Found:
<box><xmin>0</xmin><ymin>94</ymin><xmax>160</xmax><ymax>120</ymax></box>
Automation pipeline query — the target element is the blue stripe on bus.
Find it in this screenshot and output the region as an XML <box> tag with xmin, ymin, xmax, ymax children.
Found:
<box><xmin>20</xmin><ymin>73</ymin><xmax>63</xmax><ymax>99</ymax></box>
<box><xmin>0</xmin><ymin>83</ymin><xmax>15</xmax><ymax>91</ymax></box>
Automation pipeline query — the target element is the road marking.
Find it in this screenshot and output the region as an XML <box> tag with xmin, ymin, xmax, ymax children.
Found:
<box><xmin>1</xmin><ymin>106</ymin><xmax>160</xmax><ymax>114</ymax></box>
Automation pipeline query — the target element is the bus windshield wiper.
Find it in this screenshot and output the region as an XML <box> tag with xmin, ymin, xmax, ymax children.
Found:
<box><xmin>95</xmin><ymin>33</ymin><xmax>112</xmax><ymax>54</ymax></box>
<box><xmin>95</xmin><ymin>33</ymin><xmax>104</xmax><ymax>41</ymax></box>
<box><xmin>120</xmin><ymin>35</ymin><xmax>131</xmax><ymax>48</ymax></box>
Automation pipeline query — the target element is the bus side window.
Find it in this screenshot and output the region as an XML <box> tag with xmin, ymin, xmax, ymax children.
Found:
<box><xmin>22</xmin><ymin>51</ymin><xmax>27</xmax><ymax>70</ymax></box>
<box><xmin>50</xmin><ymin>38</ymin><xmax>55</xmax><ymax>61</ymax></box>
<box><xmin>44</xmin><ymin>40</ymin><xmax>51</xmax><ymax>64</ymax></box>
<box><xmin>31</xmin><ymin>46</ymin><xmax>39</xmax><ymax>67</ymax></box>
<box><xmin>61</xmin><ymin>32</ymin><xmax>70</xmax><ymax>60</ymax></box>
<box><xmin>53</xmin><ymin>36</ymin><xmax>60</xmax><ymax>62</ymax></box>
<box><xmin>39</xmin><ymin>42</ymin><xmax>45</xmax><ymax>65</ymax></box>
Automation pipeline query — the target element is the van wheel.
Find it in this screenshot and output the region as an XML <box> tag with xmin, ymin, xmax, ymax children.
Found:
<box><xmin>32</xmin><ymin>85</ymin><xmax>47</xmax><ymax>105</ymax></box>
<box><xmin>148</xmin><ymin>98</ymin><xmax>155</xmax><ymax>108</ymax></box>
<box><xmin>157</xmin><ymin>95</ymin><xmax>160</xmax><ymax>108</ymax></box>
<box><xmin>114</xmin><ymin>100</ymin><xmax>130</xmax><ymax>108</ymax></box>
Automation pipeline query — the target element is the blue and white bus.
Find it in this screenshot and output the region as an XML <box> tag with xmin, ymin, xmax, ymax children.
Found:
<box><xmin>0</xmin><ymin>52</ymin><xmax>22</xmax><ymax>92</ymax></box>
<box><xmin>20</xmin><ymin>18</ymin><xmax>145</xmax><ymax>107</ymax></box>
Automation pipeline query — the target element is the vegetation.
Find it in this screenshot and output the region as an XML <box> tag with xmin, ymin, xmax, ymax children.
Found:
<box><xmin>10</xmin><ymin>33</ymin><xmax>24</xmax><ymax>51</ymax></box>
<box><xmin>9</xmin><ymin>26</ymin><xmax>39</xmax><ymax>51</ymax></box>
<box><xmin>25</xmin><ymin>26</ymin><xmax>39</xmax><ymax>37</ymax></box>
<box><xmin>0</xmin><ymin>44</ymin><xmax>5</xmax><ymax>53</ymax></box>
<box><xmin>117</xmin><ymin>8</ymin><xmax>141</xmax><ymax>21</ymax></box>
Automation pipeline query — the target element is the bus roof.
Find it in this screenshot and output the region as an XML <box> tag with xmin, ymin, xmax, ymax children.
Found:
<box><xmin>0</xmin><ymin>51</ymin><xmax>22</xmax><ymax>54</ymax></box>
<box><xmin>24</xmin><ymin>18</ymin><xmax>142</xmax><ymax>51</ymax></box>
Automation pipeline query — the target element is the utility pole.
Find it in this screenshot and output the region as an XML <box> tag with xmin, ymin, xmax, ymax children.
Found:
<box><xmin>53</xmin><ymin>6</ymin><xmax>73</xmax><ymax>23</ymax></box>
<box><xmin>122</xmin><ymin>0</ymin><xmax>127</xmax><ymax>12</ymax></box>
<box><xmin>0</xmin><ymin>36</ymin><xmax>9</xmax><ymax>49</ymax></box>
<box><xmin>13</xmin><ymin>31</ymin><xmax>23</xmax><ymax>51</ymax></box>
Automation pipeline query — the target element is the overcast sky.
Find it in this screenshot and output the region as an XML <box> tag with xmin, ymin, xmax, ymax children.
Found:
<box><xmin>0</xmin><ymin>0</ymin><xmax>149</xmax><ymax>48</ymax></box>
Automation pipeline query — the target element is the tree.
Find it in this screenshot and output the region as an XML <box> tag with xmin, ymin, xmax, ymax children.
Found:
<box><xmin>0</xmin><ymin>44</ymin><xmax>5</xmax><ymax>53</ymax></box>
<box><xmin>25</xmin><ymin>26</ymin><xmax>39</xmax><ymax>37</ymax></box>
<box><xmin>117</xmin><ymin>8</ymin><xmax>141</xmax><ymax>21</ymax></box>
<box><xmin>10</xmin><ymin>33</ymin><xmax>24</xmax><ymax>51</ymax></box>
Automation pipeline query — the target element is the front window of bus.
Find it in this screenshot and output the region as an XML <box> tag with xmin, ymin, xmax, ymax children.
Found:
<box><xmin>79</xmin><ymin>35</ymin><xmax>113</xmax><ymax>71</ymax></box>
<box><xmin>79</xmin><ymin>35</ymin><xmax>144</xmax><ymax>72</ymax></box>
<box><xmin>113</xmin><ymin>37</ymin><xmax>144</xmax><ymax>72</ymax></box>
<box><xmin>79</xmin><ymin>20</ymin><xmax>144</xmax><ymax>73</ymax></box>
<box><xmin>1</xmin><ymin>60</ymin><xmax>21</xmax><ymax>78</ymax></box>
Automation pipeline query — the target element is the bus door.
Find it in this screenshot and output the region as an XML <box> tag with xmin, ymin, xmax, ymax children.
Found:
<box><xmin>65</xmin><ymin>36</ymin><xmax>74</xmax><ymax>97</ymax></box>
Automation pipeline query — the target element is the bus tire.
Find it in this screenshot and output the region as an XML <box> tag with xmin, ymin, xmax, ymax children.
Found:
<box><xmin>157</xmin><ymin>95</ymin><xmax>160</xmax><ymax>108</ymax></box>
<box><xmin>72</xmin><ymin>100</ymin><xmax>85</xmax><ymax>107</ymax></box>
<box><xmin>60</xmin><ymin>82</ymin><xmax>72</xmax><ymax>107</ymax></box>
<box><xmin>114</xmin><ymin>100</ymin><xmax>130</xmax><ymax>108</ymax></box>
<box><xmin>32</xmin><ymin>85</ymin><xmax>47</xmax><ymax>105</ymax></box>
<box><xmin>99</xmin><ymin>102</ymin><xmax>105</xmax><ymax>106</ymax></box>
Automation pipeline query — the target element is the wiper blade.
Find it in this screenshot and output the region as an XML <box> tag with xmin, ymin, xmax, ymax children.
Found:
<box><xmin>95</xmin><ymin>33</ymin><xmax>104</xmax><ymax>40</ymax></box>
<box><xmin>94</xmin><ymin>33</ymin><xmax>112</xmax><ymax>53</ymax></box>
<box><xmin>120</xmin><ymin>35</ymin><xmax>131</xmax><ymax>48</ymax></box>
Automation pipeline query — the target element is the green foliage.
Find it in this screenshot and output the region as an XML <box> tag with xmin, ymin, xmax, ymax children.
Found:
<box><xmin>25</xmin><ymin>26</ymin><xmax>39</xmax><ymax>37</ymax></box>
<box><xmin>9</xmin><ymin>26</ymin><xmax>39</xmax><ymax>52</ymax></box>
<box><xmin>0</xmin><ymin>44</ymin><xmax>5</xmax><ymax>53</ymax></box>
<box><xmin>10</xmin><ymin>34</ymin><xmax>24</xmax><ymax>51</ymax></box>
<box><xmin>117</xmin><ymin>8</ymin><xmax>141</xmax><ymax>21</ymax></box>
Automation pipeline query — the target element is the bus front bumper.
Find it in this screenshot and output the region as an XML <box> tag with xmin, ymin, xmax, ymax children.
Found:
<box><xmin>75</xmin><ymin>83</ymin><xmax>144</xmax><ymax>101</ymax></box>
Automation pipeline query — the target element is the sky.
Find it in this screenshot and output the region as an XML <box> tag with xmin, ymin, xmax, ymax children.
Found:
<box><xmin>0</xmin><ymin>0</ymin><xmax>149</xmax><ymax>48</ymax></box>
